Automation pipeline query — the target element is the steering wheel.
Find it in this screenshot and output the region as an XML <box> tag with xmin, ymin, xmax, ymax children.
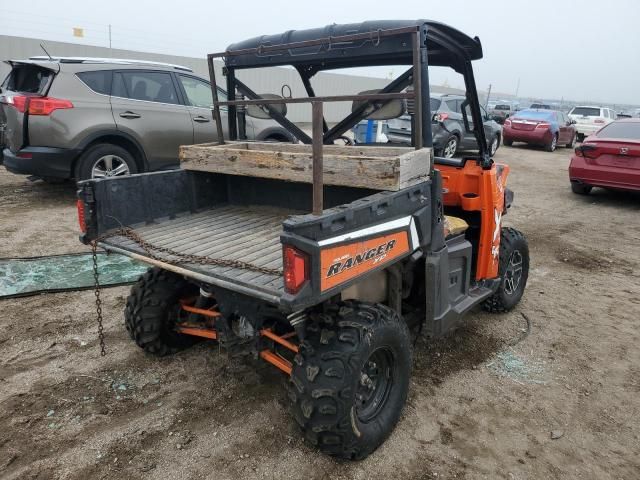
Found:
<box><xmin>335</xmin><ymin>135</ymin><xmax>354</xmax><ymax>146</ymax></box>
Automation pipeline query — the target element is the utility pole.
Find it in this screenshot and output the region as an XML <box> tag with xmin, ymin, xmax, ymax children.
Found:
<box><xmin>108</xmin><ymin>24</ymin><xmax>112</xmax><ymax>57</ymax></box>
<box><xmin>485</xmin><ymin>84</ymin><xmax>492</xmax><ymax>109</ymax></box>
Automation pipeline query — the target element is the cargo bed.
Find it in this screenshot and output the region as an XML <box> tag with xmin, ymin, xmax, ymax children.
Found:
<box><xmin>79</xmin><ymin>168</ymin><xmax>402</xmax><ymax>305</ymax></box>
<box><xmin>101</xmin><ymin>204</ymin><xmax>295</xmax><ymax>302</ymax></box>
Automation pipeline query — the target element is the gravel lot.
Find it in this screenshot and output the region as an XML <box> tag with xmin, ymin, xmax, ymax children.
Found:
<box><xmin>0</xmin><ymin>144</ymin><xmax>639</xmax><ymax>480</ymax></box>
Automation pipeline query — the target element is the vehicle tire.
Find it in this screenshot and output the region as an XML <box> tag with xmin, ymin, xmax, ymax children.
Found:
<box><xmin>503</xmin><ymin>138</ymin><xmax>513</xmax><ymax>147</ymax></box>
<box><xmin>288</xmin><ymin>301</ymin><xmax>412</xmax><ymax>460</ymax></box>
<box><xmin>545</xmin><ymin>134</ymin><xmax>558</xmax><ymax>152</ymax></box>
<box><xmin>577</xmin><ymin>133</ymin><xmax>585</xmax><ymax>143</ymax></box>
<box><xmin>443</xmin><ymin>135</ymin><xmax>459</xmax><ymax>158</ymax></box>
<box><xmin>489</xmin><ymin>135</ymin><xmax>500</xmax><ymax>155</ymax></box>
<box><xmin>124</xmin><ymin>267</ymin><xmax>200</xmax><ymax>356</ymax></box>
<box><xmin>566</xmin><ymin>133</ymin><xmax>577</xmax><ymax>148</ymax></box>
<box><xmin>75</xmin><ymin>143</ymin><xmax>138</xmax><ymax>181</ymax></box>
<box><xmin>483</xmin><ymin>227</ymin><xmax>529</xmax><ymax>313</ymax></box>
<box><xmin>571</xmin><ymin>183</ymin><xmax>592</xmax><ymax>195</ymax></box>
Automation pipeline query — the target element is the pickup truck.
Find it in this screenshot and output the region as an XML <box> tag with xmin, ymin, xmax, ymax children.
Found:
<box><xmin>78</xmin><ymin>20</ymin><xmax>529</xmax><ymax>460</ymax></box>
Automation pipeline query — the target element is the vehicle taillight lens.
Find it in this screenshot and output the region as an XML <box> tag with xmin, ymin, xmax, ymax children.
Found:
<box><xmin>575</xmin><ymin>144</ymin><xmax>599</xmax><ymax>159</ymax></box>
<box><xmin>594</xmin><ymin>119</ymin><xmax>605</xmax><ymax>124</ymax></box>
<box><xmin>432</xmin><ymin>112</ymin><xmax>449</xmax><ymax>123</ymax></box>
<box><xmin>28</xmin><ymin>97</ymin><xmax>73</xmax><ymax>116</ymax></box>
<box><xmin>77</xmin><ymin>199</ymin><xmax>87</xmax><ymax>233</ymax></box>
<box><xmin>0</xmin><ymin>94</ymin><xmax>28</xmax><ymax>113</ymax></box>
<box><xmin>503</xmin><ymin>119</ymin><xmax>511</xmax><ymax>127</ymax></box>
<box><xmin>283</xmin><ymin>245</ymin><xmax>309</xmax><ymax>294</ymax></box>
<box><xmin>535</xmin><ymin>122</ymin><xmax>550</xmax><ymax>129</ymax></box>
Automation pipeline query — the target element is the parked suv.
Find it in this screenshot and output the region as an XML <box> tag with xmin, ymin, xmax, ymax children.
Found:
<box><xmin>386</xmin><ymin>94</ymin><xmax>502</xmax><ymax>158</ymax></box>
<box><xmin>568</xmin><ymin>105</ymin><xmax>616</xmax><ymax>142</ymax></box>
<box><xmin>0</xmin><ymin>57</ymin><xmax>295</xmax><ymax>181</ymax></box>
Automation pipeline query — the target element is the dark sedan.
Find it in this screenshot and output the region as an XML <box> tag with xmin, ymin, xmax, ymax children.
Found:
<box><xmin>386</xmin><ymin>94</ymin><xmax>503</xmax><ymax>158</ymax></box>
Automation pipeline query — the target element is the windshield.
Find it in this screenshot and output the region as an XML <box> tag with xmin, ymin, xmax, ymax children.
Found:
<box><xmin>571</xmin><ymin>107</ymin><xmax>601</xmax><ymax>117</ymax></box>
<box><xmin>514</xmin><ymin>109</ymin><xmax>555</xmax><ymax>121</ymax></box>
<box><xmin>494</xmin><ymin>105</ymin><xmax>510</xmax><ymax>110</ymax></box>
<box><xmin>596</xmin><ymin>122</ymin><xmax>640</xmax><ymax>140</ymax></box>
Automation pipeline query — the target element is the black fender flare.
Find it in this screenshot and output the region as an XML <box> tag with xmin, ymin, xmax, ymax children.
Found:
<box><xmin>74</xmin><ymin>130</ymin><xmax>149</xmax><ymax>170</ymax></box>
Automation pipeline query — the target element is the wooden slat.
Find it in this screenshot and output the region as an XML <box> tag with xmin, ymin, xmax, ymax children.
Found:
<box><xmin>180</xmin><ymin>141</ymin><xmax>430</xmax><ymax>191</ymax></box>
<box><xmin>102</xmin><ymin>204</ymin><xmax>288</xmax><ymax>295</ymax></box>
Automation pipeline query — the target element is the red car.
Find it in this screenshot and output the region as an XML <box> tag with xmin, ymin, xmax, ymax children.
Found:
<box><xmin>569</xmin><ymin>119</ymin><xmax>640</xmax><ymax>194</ymax></box>
<box><xmin>503</xmin><ymin>109</ymin><xmax>577</xmax><ymax>152</ymax></box>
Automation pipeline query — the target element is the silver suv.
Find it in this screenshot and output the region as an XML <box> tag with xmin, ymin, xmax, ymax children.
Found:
<box><xmin>0</xmin><ymin>57</ymin><xmax>294</xmax><ymax>181</ymax></box>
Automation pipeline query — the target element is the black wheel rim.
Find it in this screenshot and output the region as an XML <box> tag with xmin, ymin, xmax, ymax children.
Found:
<box><xmin>503</xmin><ymin>250</ymin><xmax>524</xmax><ymax>295</ymax></box>
<box><xmin>355</xmin><ymin>348</ymin><xmax>394</xmax><ymax>422</ymax></box>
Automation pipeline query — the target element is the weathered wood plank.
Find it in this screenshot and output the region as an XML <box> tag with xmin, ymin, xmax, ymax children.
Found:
<box><xmin>180</xmin><ymin>141</ymin><xmax>430</xmax><ymax>191</ymax></box>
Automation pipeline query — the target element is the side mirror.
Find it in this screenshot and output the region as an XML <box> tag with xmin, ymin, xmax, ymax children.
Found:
<box><xmin>571</xmin><ymin>119</ymin><xmax>577</xmax><ymax>125</ymax></box>
<box><xmin>245</xmin><ymin>94</ymin><xmax>288</xmax><ymax>119</ymax></box>
<box><xmin>352</xmin><ymin>90</ymin><xmax>406</xmax><ymax>120</ymax></box>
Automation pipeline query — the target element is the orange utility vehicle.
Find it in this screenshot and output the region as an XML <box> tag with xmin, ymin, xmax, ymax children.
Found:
<box><xmin>77</xmin><ymin>20</ymin><xmax>529</xmax><ymax>459</ymax></box>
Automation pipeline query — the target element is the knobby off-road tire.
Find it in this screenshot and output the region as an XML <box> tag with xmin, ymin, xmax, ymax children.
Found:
<box><xmin>483</xmin><ymin>227</ymin><xmax>530</xmax><ymax>313</ymax></box>
<box><xmin>125</xmin><ymin>267</ymin><xmax>199</xmax><ymax>356</ymax></box>
<box><xmin>288</xmin><ymin>301</ymin><xmax>412</xmax><ymax>460</ymax></box>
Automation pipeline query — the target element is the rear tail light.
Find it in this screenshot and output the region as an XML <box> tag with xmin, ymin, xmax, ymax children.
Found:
<box><xmin>283</xmin><ymin>245</ymin><xmax>309</xmax><ymax>294</ymax></box>
<box><xmin>77</xmin><ymin>199</ymin><xmax>87</xmax><ymax>233</ymax></box>
<box><xmin>28</xmin><ymin>97</ymin><xmax>73</xmax><ymax>116</ymax></box>
<box><xmin>575</xmin><ymin>144</ymin><xmax>599</xmax><ymax>158</ymax></box>
<box><xmin>0</xmin><ymin>95</ymin><xmax>73</xmax><ymax>115</ymax></box>
<box><xmin>535</xmin><ymin>122</ymin><xmax>550</xmax><ymax>129</ymax></box>
<box><xmin>432</xmin><ymin>112</ymin><xmax>449</xmax><ymax>123</ymax></box>
<box><xmin>594</xmin><ymin>119</ymin><xmax>605</xmax><ymax>124</ymax></box>
<box><xmin>0</xmin><ymin>94</ymin><xmax>28</xmax><ymax>113</ymax></box>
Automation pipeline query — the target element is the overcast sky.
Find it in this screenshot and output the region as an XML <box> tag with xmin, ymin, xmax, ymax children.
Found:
<box><xmin>1</xmin><ymin>0</ymin><xmax>638</xmax><ymax>105</ymax></box>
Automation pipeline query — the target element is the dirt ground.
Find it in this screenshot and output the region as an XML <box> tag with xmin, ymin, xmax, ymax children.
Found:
<box><xmin>0</xmin><ymin>144</ymin><xmax>639</xmax><ymax>480</ymax></box>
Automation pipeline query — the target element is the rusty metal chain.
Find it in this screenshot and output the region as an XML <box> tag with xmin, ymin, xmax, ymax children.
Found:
<box><xmin>91</xmin><ymin>240</ymin><xmax>106</xmax><ymax>356</ymax></box>
<box><xmin>89</xmin><ymin>226</ymin><xmax>283</xmax><ymax>356</ymax></box>
<box><xmin>105</xmin><ymin>227</ymin><xmax>283</xmax><ymax>276</ymax></box>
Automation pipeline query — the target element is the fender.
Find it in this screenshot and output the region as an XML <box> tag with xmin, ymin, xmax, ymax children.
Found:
<box><xmin>74</xmin><ymin>130</ymin><xmax>149</xmax><ymax>169</ymax></box>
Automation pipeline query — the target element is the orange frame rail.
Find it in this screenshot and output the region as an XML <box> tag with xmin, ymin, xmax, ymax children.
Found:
<box><xmin>175</xmin><ymin>299</ymin><xmax>296</xmax><ymax>375</ymax></box>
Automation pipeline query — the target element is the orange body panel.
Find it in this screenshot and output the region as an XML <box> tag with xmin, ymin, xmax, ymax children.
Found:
<box><xmin>320</xmin><ymin>231</ymin><xmax>410</xmax><ymax>291</ymax></box>
<box><xmin>437</xmin><ymin>162</ymin><xmax>509</xmax><ymax>280</ymax></box>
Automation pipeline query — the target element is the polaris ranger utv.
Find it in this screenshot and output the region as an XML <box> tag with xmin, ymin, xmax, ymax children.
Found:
<box><xmin>77</xmin><ymin>20</ymin><xmax>529</xmax><ymax>459</ymax></box>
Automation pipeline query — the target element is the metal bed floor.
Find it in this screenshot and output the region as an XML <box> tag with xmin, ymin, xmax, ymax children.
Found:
<box><xmin>101</xmin><ymin>204</ymin><xmax>296</xmax><ymax>301</ymax></box>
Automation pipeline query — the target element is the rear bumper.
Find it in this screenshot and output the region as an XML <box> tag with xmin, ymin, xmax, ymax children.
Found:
<box><xmin>387</xmin><ymin>127</ymin><xmax>448</xmax><ymax>150</ymax></box>
<box><xmin>2</xmin><ymin>146</ymin><xmax>79</xmax><ymax>178</ymax></box>
<box><xmin>574</xmin><ymin>124</ymin><xmax>602</xmax><ymax>136</ymax></box>
<box><xmin>569</xmin><ymin>155</ymin><xmax>640</xmax><ymax>191</ymax></box>
<box><xmin>386</xmin><ymin>130</ymin><xmax>411</xmax><ymax>145</ymax></box>
<box><xmin>503</xmin><ymin>127</ymin><xmax>552</xmax><ymax>145</ymax></box>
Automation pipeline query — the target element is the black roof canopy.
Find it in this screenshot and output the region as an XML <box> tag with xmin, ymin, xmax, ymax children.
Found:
<box><xmin>223</xmin><ymin>20</ymin><xmax>483</xmax><ymax>72</ymax></box>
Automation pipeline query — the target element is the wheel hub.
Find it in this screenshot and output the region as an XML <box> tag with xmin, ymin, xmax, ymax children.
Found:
<box><xmin>91</xmin><ymin>155</ymin><xmax>130</xmax><ymax>179</ymax></box>
<box><xmin>355</xmin><ymin>349</ymin><xmax>394</xmax><ymax>422</ymax></box>
<box><xmin>504</xmin><ymin>249</ymin><xmax>523</xmax><ymax>295</ymax></box>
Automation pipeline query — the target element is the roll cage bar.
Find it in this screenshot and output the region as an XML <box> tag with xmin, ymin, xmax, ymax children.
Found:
<box><xmin>205</xmin><ymin>21</ymin><xmax>492</xmax><ymax>214</ymax></box>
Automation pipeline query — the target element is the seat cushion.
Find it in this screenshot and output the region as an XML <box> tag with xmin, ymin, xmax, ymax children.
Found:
<box><xmin>444</xmin><ymin>215</ymin><xmax>469</xmax><ymax>238</ymax></box>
